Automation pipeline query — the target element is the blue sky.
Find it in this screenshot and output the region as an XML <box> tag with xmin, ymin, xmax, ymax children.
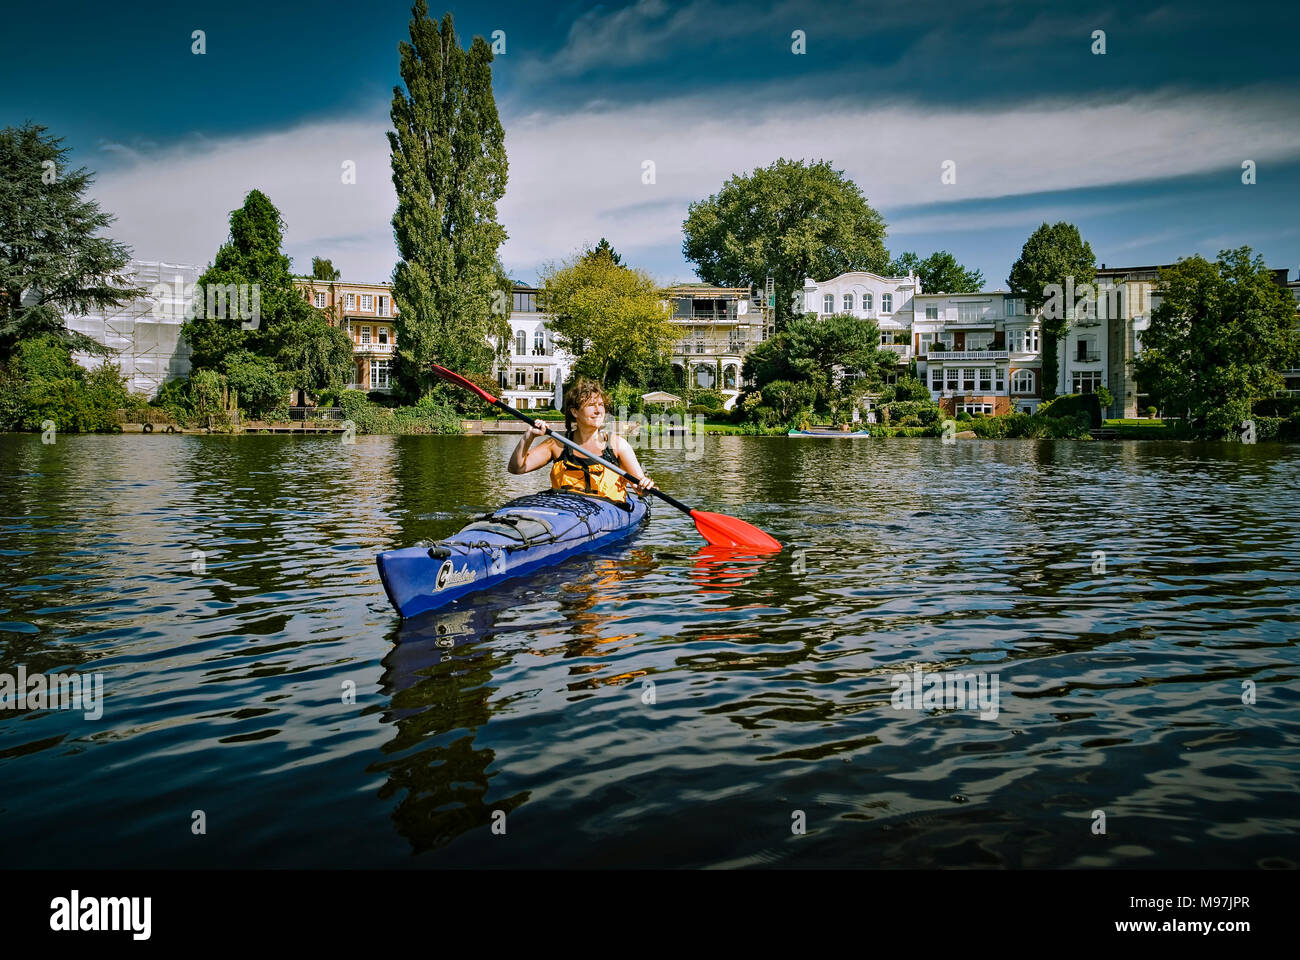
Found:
<box><xmin>5</xmin><ymin>0</ymin><xmax>1299</xmax><ymax>287</ymax></box>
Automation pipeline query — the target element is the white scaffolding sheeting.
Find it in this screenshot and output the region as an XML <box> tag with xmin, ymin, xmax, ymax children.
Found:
<box><xmin>67</xmin><ymin>260</ymin><xmax>198</xmax><ymax>398</ymax></box>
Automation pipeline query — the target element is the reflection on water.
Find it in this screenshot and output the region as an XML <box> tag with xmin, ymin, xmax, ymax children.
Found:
<box><xmin>0</xmin><ymin>433</ymin><xmax>1298</xmax><ymax>868</ymax></box>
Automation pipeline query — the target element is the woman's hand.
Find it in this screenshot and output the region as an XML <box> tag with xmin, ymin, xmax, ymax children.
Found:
<box><xmin>524</xmin><ymin>419</ymin><xmax>549</xmax><ymax>443</ymax></box>
<box><xmin>631</xmin><ymin>476</ymin><xmax>656</xmax><ymax>495</ymax></box>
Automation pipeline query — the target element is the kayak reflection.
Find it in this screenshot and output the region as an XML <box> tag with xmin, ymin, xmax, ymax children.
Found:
<box><xmin>371</xmin><ymin>549</ymin><xmax>661</xmax><ymax>857</ymax></box>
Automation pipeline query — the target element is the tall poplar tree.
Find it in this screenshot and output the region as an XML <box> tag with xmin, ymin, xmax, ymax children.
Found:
<box><xmin>388</xmin><ymin>3</ymin><xmax>510</xmax><ymax>400</ymax></box>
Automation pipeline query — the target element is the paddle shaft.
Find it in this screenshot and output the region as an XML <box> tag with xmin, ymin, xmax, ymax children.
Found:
<box><xmin>491</xmin><ymin>396</ymin><xmax>695</xmax><ymax>515</ymax></box>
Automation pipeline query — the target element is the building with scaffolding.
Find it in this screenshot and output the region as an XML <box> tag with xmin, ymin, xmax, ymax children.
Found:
<box><xmin>64</xmin><ymin>260</ymin><xmax>197</xmax><ymax>398</ymax></box>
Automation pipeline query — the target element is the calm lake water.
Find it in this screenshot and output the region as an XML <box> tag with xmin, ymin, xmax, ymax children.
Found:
<box><xmin>1</xmin><ymin>433</ymin><xmax>1297</xmax><ymax>869</ymax></box>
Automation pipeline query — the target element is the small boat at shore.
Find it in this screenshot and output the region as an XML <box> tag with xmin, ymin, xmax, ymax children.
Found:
<box><xmin>788</xmin><ymin>429</ymin><xmax>871</xmax><ymax>438</ymax></box>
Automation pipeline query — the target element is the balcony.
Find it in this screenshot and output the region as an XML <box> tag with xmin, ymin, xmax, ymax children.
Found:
<box><xmin>942</xmin><ymin>315</ymin><xmax>998</xmax><ymax>327</ymax></box>
<box><xmin>674</xmin><ymin>340</ymin><xmax>750</xmax><ymax>357</ymax></box>
<box><xmin>355</xmin><ymin>341</ymin><xmax>394</xmax><ymax>354</ymax></box>
<box><xmin>1073</xmin><ymin>351</ymin><xmax>1102</xmax><ymax>363</ymax></box>
<box><xmin>927</xmin><ymin>350</ymin><xmax>1010</xmax><ymax>362</ymax></box>
<box><xmin>1073</xmin><ymin>316</ymin><xmax>1102</xmax><ymax>327</ymax></box>
<box><xmin>883</xmin><ymin>344</ymin><xmax>913</xmax><ymax>361</ymax></box>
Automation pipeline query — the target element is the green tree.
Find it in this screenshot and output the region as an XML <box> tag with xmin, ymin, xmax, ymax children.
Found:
<box><xmin>742</xmin><ymin>312</ymin><xmax>895</xmax><ymax>414</ymax></box>
<box><xmin>222</xmin><ymin>350</ymin><xmax>286</xmax><ymax>417</ymax></box>
<box><xmin>683</xmin><ymin>158</ymin><xmax>889</xmax><ymax>331</ymax></box>
<box><xmin>1007</xmin><ymin>222</ymin><xmax>1096</xmax><ymax>401</ymax></box>
<box><xmin>184</xmin><ymin>190</ymin><xmax>353</xmax><ymax>393</ymax></box>
<box><xmin>311</xmin><ymin>257</ymin><xmax>341</xmax><ymax>281</ymax></box>
<box><xmin>0</xmin><ymin>123</ymin><xmax>141</xmax><ymax>360</ymax></box>
<box><xmin>1133</xmin><ymin>248</ymin><xmax>1300</xmax><ymax>437</ymax></box>
<box><xmin>539</xmin><ymin>247</ymin><xmax>677</xmax><ymax>386</ymax></box>
<box><xmin>889</xmin><ymin>250</ymin><xmax>984</xmax><ymax>293</ymax></box>
<box><xmin>389</xmin><ymin>3</ymin><xmax>510</xmax><ymax>400</ymax></box>
<box><xmin>584</xmin><ymin>238</ymin><xmax>623</xmax><ymax>266</ymax></box>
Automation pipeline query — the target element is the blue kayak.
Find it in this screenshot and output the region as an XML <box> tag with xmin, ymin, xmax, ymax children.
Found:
<box><xmin>377</xmin><ymin>489</ymin><xmax>649</xmax><ymax>619</ymax></box>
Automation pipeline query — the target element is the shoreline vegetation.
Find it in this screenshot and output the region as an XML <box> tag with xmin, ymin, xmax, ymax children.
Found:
<box><xmin>3</xmin><ymin>339</ymin><xmax>1297</xmax><ymax>440</ymax></box>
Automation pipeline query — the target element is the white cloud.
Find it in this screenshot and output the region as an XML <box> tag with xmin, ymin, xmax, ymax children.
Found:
<box><xmin>89</xmin><ymin>85</ymin><xmax>1300</xmax><ymax>286</ymax></box>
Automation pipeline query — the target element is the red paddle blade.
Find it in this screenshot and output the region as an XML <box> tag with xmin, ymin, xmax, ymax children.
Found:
<box><xmin>430</xmin><ymin>363</ymin><xmax>499</xmax><ymax>404</ymax></box>
<box><xmin>689</xmin><ymin>510</ymin><xmax>782</xmax><ymax>551</ymax></box>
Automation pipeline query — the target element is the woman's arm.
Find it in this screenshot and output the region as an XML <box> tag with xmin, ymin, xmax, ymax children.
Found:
<box><xmin>508</xmin><ymin>422</ymin><xmax>558</xmax><ymax>474</ymax></box>
<box><xmin>613</xmin><ymin>435</ymin><xmax>655</xmax><ymax>493</ymax></box>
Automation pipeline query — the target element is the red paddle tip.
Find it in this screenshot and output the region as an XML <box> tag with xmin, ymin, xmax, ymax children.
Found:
<box><xmin>690</xmin><ymin>510</ymin><xmax>782</xmax><ymax>551</ymax></box>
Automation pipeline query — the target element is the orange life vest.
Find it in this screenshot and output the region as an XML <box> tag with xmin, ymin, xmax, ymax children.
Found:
<box><xmin>550</xmin><ymin>431</ymin><xmax>628</xmax><ymax>503</ymax></box>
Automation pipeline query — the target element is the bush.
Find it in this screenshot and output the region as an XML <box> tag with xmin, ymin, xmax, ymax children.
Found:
<box><xmin>1037</xmin><ymin>393</ymin><xmax>1102</xmax><ymax>428</ymax></box>
<box><xmin>222</xmin><ymin>351</ymin><xmax>284</xmax><ymax>417</ymax></box>
<box><xmin>1145</xmin><ymin>405</ymin><xmax>1158</xmax><ymax>418</ymax></box>
<box><xmin>881</xmin><ymin>399</ymin><xmax>941</xmax><ymax>425</ymax></box>
<box><xmin>689</xmin><ymin>388</ymin><xmax>725</xmax><ymax>409</ymax></box>
<box><xmin>752</xmin><ymin>405</ymin><xmax>781</xmax><ymax>426</ymax></box>
<box><xmin>608</xmin><ymin>381</ymin><xmax>644</xmax><ymax>415</ymax></box>
<box><xmin>956</xmin><ymin>410</ymin><xmax>972</xmax><ymax>422</ymax></box>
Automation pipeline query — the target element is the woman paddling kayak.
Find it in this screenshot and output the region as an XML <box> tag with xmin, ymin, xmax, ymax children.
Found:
<box><xmin>508</xmin><ymin>376</ymin><xmax>655</xmax><ymax>504</ymax></box>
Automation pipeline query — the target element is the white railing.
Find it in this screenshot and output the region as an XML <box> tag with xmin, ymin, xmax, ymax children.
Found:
<box><xmin>356</xmin><ymin>341</ymin><xmax>395</xmax><ymax>353</ymax></box>
<box><xmin>942</xmin><ymin>316</ymin><xmax>998</xmax><ymax>327</ymax></box>
<box><xmin>927</xmin><ymin>350</ymin><xmax>1009</xmax><ymax>361</ymax></box>
<box><xmin>884</xmin><ymin>344</ymin><xmax>913</xmax><ymax>360</ymax></box>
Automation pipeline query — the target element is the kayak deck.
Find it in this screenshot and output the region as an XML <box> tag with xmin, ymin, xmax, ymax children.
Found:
<box><xmin>377</xmin><ymin>489</ymin><xmax>649</xmax><ymax>620</ymax></box>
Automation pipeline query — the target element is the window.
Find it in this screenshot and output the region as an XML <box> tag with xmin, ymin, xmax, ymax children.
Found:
<box><xmin>925</xmin><ymin>305</ymin><xmax>938</xmax><ymax>320</ymax></box>
<box><xmin>958</xmin><ymin>302</ymin><xmax>985</xmax><ymax>324</ymax></box>
<box><xmin>1075</xmin><ymin>336</ymin><xmax>1098</xmax><ymax>362</ymax></box>
<box><xmin>370</xmin><ymin>360</ymin><xmax>391</xmax><ymax>388</ymax></box>
<box><xmin>962</xmin><ymin>368</ymin><xmax>976</xmax><ymax>392</ymax></box>
<box><xmin>919</xmin><ymin>333</ymin><xmax>934</xmax><ymax>354</ymax></box>
<box><xmin>534</xmin><ymin>330</ymin><xmax>545</xmax><ymax>355</ymax></box>
<box><xmin>967</xmin><ymin>334</ymin><xmax>991</xmax><ymax>350</ymax></box>
<box><xmin>959</xmin><ymin>403</ymin><xmax>992</xmax><ymax>415</ymax></box>
<box><xmin>515</xmin><ymin>330</ymin><xmax>526</xmax><ymax>355</ymax></box>
<box><xmin>1072</xmin><ymin>371</ymin><xmax>1102</xmax><ymax>394</ymax></box>
<box><xmin>880</xmin><ymin>333</ymin><xmax>890</xmax><ymax>345</ymax></box>
<box><xmin>995</xmin><ymin>367</ymin><xmax>1005</xmax><ymax>392</ymax></box>
<box><xmin>378</xmin><ymin>327</ymin><xmax>389</xmax><ymax>345</ymax></box>
<box><xmin>360</xmin><ymin>326</ymin><xmax>371</xmax><ymax>344</ymax></box>
<box><xmin>344</xmin><ymin>293</ymin><xmax>356</xmax><ymax>310</ymax></box>
<box><xmin>361</xmin><ymin>294</ymin><xmax>373</xmax><ymax>312</ymax></box>
<box><xmin>881</xmin><ymin>293</ymin><xmax>893</xmax><ymax>313</ymax></box>
<box><xmin>1026</xmin><ymin>328</ymin><xmax>1040</xmax><ymax>351</ymax></box>
<box><xmin>313</xmin><ymin>292</ymin><xmax>326</xmax><ymax>309</ymax></box>
<box><xmin>938</xmin><ymin>332</ymin><xmax>955</xmax><ymax>348</ymax></box>
<box><xmin>946</xmin><ymin>368</ymin><xmax>959</xmax><ymax>388</ymax></box>
<box><xmin>823</xmin><ymin>294</ymin><xmax>834</xmax><ymax>314</ymax></box>
<box><xmin>377</xmin><ymin>296</ymin><xmax>388</xmax><ymax>316</ymax></box>
<box><xmin>515</xmin><ymin>369</ymin><xmax>526</xmax><ymax>387</ymax></box>
<box><xmin>931</xmin><ymin>368</ymin><xmax>943</xmax><ymax>389</ymax></box>
<box><xmin>843</xmin><ymin>293</ymin><xmax>854</xmax><ymax>311</ymax></box>
<box><xmin>1012</xmin><ymin>370</ymin><xmax>1035</xmax><ymax>394</ymax></box>
<box><xmin>978</xmin><ymin>369</ymin><xmax>992</xmax><ymax>392</ymax></box>
<box><xmin>1005</xmin><ymin>298</ymin><xmax>1020</xmax><ymax>317</ymax></box>
<box><xmin>513</xmin><ymin>292</ymin><xmax>537</xmax><ymax>313</ymax></box>
<box><xmin>533</xmin><ymin>369</ymin><xmax>544</xmax><ymax>387</ymax></box>
<box><xmin>863</xmin><ymin>293</ymin><xmax>873</xmax><ymax>311</ymax></box>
